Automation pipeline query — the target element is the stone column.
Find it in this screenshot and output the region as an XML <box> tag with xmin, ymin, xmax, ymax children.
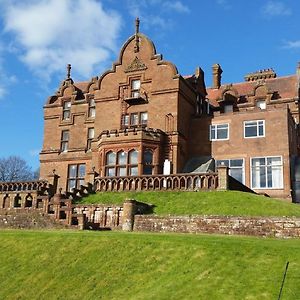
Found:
<box><xmin>53</xmin><ymin>193</ymin><xmax>62</xmax><ymax>220</ymax></box>
<box><xmin>122</xmin><ymin>199</ymin><xmax>136</xmax><ymax>231</ymax></box>
<box><xmin>217</xmin><ymin>165</ymin><xmax>229</xmax><ymax>190</ymax></box>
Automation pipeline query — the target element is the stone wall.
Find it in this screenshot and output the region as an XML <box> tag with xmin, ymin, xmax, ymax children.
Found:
<box><xmin>0</xmin><ymin>210</ymin><xmax>68</xmax><ymax>229</ymax></box>
<box><xmin>133</xmin><ymin>215</ymin><xmax>300</xmax><ymax>238</ymax></box>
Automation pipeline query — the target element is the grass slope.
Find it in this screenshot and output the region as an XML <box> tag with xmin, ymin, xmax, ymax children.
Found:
<box><xmin>0</xmin><ymin>230</ymin><xmax>299</xmax><ymax>300</ymax></box>
<box><xmin>79</xmin><ymin>191</ymin><xmax>300</xmax><ymax>217</ymax></box>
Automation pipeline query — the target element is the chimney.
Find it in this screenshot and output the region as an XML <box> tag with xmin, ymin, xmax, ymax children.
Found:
<box><xmin>212</xmin><ymin>63</ymin><xmax>223</xmax><ymax>89</ymax></box>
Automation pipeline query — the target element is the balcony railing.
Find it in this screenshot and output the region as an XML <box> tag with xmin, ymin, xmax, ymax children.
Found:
<box><xmin>94</xmin><ymin>173</ymin><xmax>218</xmax><ymax>192</ymax></box>
<box><xmin>0</xmin><ymin>180</ymin><xmax>50</xmax><ymax>193</ymax></box>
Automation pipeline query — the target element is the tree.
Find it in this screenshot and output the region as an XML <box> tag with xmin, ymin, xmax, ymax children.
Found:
<box><xmin>0</xmin><ymin>156</ymin><xmax>34</xmax><ymax>182</ymax></box>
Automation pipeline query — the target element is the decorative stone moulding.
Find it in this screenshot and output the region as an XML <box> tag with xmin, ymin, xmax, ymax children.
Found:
<box><xmin>125</xmin><ymin>56</ymin><xmax>147</xmax><ymax>73</ymax></box>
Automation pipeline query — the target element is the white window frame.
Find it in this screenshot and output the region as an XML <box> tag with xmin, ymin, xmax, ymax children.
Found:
<box><xmin>250</xmin><ymin>156</ymin><xmax>283</xmax><ymax>189</ymax></box>
<box><xmin>210</xmin><ymin>123</ymin><xmax>229</xmax><ymax>141</ymax></box>
<box><xmin>216</xmin><ymin>158</ymin><xmax>245</xmax><ymax>184</ymax></box>
<box><xmin>244</xmin><ymin>120</ymin><xmax>265</xmax><ymax>138</ymax></box>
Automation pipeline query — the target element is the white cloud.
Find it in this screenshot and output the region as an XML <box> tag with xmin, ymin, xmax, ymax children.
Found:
<box><xmin>262</xmin><ymin>1</ymin><xmax>291</xmax><ymax>17</ymax></box>
<box><xmin>283</xmin><ymin>40</ymin><xmax>300</xmax><ymax>49</ymax></box>
<box><xmin>126</xmin><ymin>0</ymin><xmax>189</xmax><ymax>30</ymax></box>
<box><xmin>1</xmin><ymin>0</ymin><xmax>122</xmax><ymax>81</ymax></box>
<box><xmin>163</xmin><ymin>1</ymin><xmax>190</xmax><ymax>14</ymax></box>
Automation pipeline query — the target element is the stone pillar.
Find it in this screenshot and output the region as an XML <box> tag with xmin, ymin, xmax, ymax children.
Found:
<box><xmin>122</xmin><ymin>199</ymin><xmax>136</xmax><ymax>231</ymax></box>
<box><xmin>217</xmin><ymin>165</ymin><xmax>229</xmax><ymax>190</ymax></box>
<box><xmin>53</xmin><ymin>193</ymin><xmax>62</xmax><ymax>220</ymax></box>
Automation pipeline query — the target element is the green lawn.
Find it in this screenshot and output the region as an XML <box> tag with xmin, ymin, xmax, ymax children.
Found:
<box><xmin>78</xmin><ymin>191</ymin><xmax>300</xmax><ymax>217</ymax></box>
<box><xmin>0</xmin><ymin>230</ymin><xmax>299</xmax><ymax>299</ymax></box>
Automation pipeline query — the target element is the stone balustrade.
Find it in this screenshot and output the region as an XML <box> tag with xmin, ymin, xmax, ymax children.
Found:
<box><xmin>0</xmin><ymin>180</ymin><xmax>50</xmax><ymax>193</ymax></box>
<box><xmin>94</xmin><ymin>172</ymin><xmax>218</xmax><ymax>192</ymax></box>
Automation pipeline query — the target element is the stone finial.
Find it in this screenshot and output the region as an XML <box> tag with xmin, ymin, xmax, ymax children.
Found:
<box><xmin>297</xmin><ymin>62</ymin><xmax>300</xmax><ymax>77</ymax></box>
<box><xmin>135</xmin><ymin>17</ymin><xmax>140</xmax><ymax>35</ymax></box>
<box><xmin>134</xmin><ymin>17</ymin><xmax>140</xmax><ymax>53</ymax></box>
<box><xmin>212</xmin><ymin>64</ymin><xmax>223</xmax><ymax>89</ymax></box>
<box><xmin>67</xmin><ymin>63</ymin><xmax>71</xmax><ymax>80</ymax></box>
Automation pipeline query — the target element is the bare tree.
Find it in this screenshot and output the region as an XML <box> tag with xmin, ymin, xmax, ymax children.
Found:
<box><xmin>0</xmin><ymin>156</ymin><xmax>34</xmax><ymax>182</ymax></box>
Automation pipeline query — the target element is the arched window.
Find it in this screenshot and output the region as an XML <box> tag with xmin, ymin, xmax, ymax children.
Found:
<box><xmin>106</xmin><ymin>152</ymin><xmax>116</xmax><ymax>177</ymax></box>
<box><xmin>143</xmin><ymin>150</ymin><xmax>153</xmax><ymax>175</ymax></box>
<box><xmin>117</xmin><ymin>151</ymin><xmax>127</xmax><ymax>176</ymax></box>
<box><xmin>128</xmin><ymin>150</ymin><xmax>138</xmax><ymax>176</ymax></box>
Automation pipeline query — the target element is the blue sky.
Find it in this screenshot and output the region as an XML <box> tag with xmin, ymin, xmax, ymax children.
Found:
<box><xmin>0</xmin><ymin>0</ymin><xmax>299</xmax><ymax>171</ymax></box>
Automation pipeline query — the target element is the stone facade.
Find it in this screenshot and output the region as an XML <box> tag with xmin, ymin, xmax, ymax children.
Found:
<box><xmin>39</xmin><ymin>20</ymin><xmax>300</xmax><ymax>201</ymax></box>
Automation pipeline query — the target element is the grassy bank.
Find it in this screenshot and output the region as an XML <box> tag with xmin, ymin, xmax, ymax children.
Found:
<box><xmin>79</xmin><ymin>191</ymin><xmax>300</xmax><ymax>217</ymax></box>
<box><xmin>0</xmin><ymin>230</ymin><xmax>299</xmax><ymax>299</ymax></box>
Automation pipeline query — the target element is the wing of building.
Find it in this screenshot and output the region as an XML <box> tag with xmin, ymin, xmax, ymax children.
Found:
<box><xmin>39</xmin><ymin>20</ymin><xmax>300</xmax><ymax>202</ymax></box>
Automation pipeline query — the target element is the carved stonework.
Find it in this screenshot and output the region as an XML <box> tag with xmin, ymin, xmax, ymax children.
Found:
<box><xmin>244</xmin><ymin>69</ymin><xmax>276</xmax><ymax>82</ymax></box>
<box><xmin>125</xmin><ymin>56</ymin><xmax>147</xmax><ymax>73</ymax></box>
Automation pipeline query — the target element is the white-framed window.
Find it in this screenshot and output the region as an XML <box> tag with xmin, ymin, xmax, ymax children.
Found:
<box><xmin>210</xmin><ymin>124</ymin><xmax>229</xmax><ymax>141</ymax></box>
<box><xmin>251</xmin><ymin>156</ymin><xmax>283</xmax><ymax>189</ymax></box>
<box><xmin>216</xmin><ymin>159</ymin><xmax>245</xmax><ymax>184</ymax></box>
<box><xmin>244</xmin><ymin>120</ymin><xmax>265</xmax><ymax>138</ymax></box>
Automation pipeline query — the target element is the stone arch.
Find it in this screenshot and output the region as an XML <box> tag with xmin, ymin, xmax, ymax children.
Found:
<box><xmin>14</xmin><ymin>194</ymin><xmax>22</xmax><ymax>208</ymax></box>
<box><xmin>3</xmin><ymin>194</ymin><xmax>10</xmax><ymax>208</ymax></box>
<box><xmin>25</xmin><ymin>194</ymin><xmax>33</xmax><ymax>208</ymax></box>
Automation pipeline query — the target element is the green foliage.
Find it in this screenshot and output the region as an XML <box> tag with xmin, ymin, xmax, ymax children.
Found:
<box><xmin>0</xmin><ymin>230</ymin><xmax>299</xmax><ymax>299</ymax></box>
<box><xmin>79</xmin><ymin>191</ymin><xmax>300</xmax><ymax>217</ymax></box>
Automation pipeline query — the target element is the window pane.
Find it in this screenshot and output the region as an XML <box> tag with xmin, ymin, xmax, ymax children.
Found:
<box><xmin>69</xmin><ymin>165</ymin><xmax>77</xmax><ymax>178</ymax></box>
<box><xmin>62</xmin><ymin>131</ymin><xmax>69</xmax><ymax>141</ymax></box>
<box><xmin>63</xmin><ymin>111</ymin><xmax>70</xmax><ymax>120</ymax></box>
<box><xmin>89</xmin><ymin>107</ymin><xmax>96</xmax><ymax>118</ymax></box>
<box><xmin>78</xmin><ymin>179</ymin><xmax>85</xmax><ymax>188</ymax></box>
<box><xmin>117</xmin><ymin>151</ymin><xmax>127</xmax><ymax>165</ymax></box>
<box><xmin>210</xmin><ymin>126</ymin><xmax>216</xmax><ymax>140</ymax></box>
<box><xmin>88</xmin><ymin>128</ymin><xmax>94</xmax><ymax>139</ymax></box>
<box><xmin>132</xmin><ymin>79</ymin><xmax>140</xmax><ymax>90</ymax></box>
<box><xmin>61</xmin><ymin>141</ymin><xmax>68</xmax><ymax>152</ymax></box>
<box><xmin>122</xmin><ymin>115</ymin><xmax>129</xmax><ymax>126</ymax></box>
<box><xmin>140</xmin><ymin>112</ymin><xmax>148</xmax><ymax>125</ymax></box>
<box><xmin>230</xmin><ymin>159</ymin><xmax>243</xmax><ymax>167</ymax></box>
<box><xmin>245</xmin><ymin>126</ymin><xmax>257</xmax><ymax>137</ymax></box>
<box><xmin>68</xmin><ymin>179</ymin><xmax>76</xmax><ymax>191</ymax></box>
<box><xmin>143</xmin><ymin>165</ymin><xmax>153</xmax><ymax>175</ymax></box>
<box><xmin>144</xmin><ymin>150</ymin><xmax>153</xmax><ymax>164</ymax></box>
<box><xmin>217</xmin><ymin>128</ymin><xmax>228</xmax><ymax>139</ymax></box>
<box><xmin>117</xmin><ymin>167</ymin><xmax>126</xmax><ymax>176</ymax></box>
<box><xmin>106</xmin><ymin>167</ymin><xmax>115</xmax><ymax>177</ymax></box>
<box><xmin>229</xmin><ymin>168</ymin><xmax>243</xmax><ymax>183</ymax></box>
<box><xmin>130</xmin><ymin>113</ymin><xmax>139</xmax><ymax>125</ymax></box>
<box><xmin>78</xmin><ymin>164</ymin><xmax>86</xmax><ymax>178</ymax></box>
<box><xmin>129</xmin><ymin>150</ymin><xmax>138</xmax><ymax>164</ymax></box>
<box><xmin>106</xmin><ymin>152</ymin><xmax>116</xmax><ymax>165</ymax></box>
<box><xmin>129</xmin><ymin>166</ymin><xmax>138</xmax><ymax>176</ymax></box>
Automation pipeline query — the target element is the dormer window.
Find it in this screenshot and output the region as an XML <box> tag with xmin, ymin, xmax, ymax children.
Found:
<box><xmin>256</xmin><ymin>99</ymin><xmax>266</xmax><ymax>109</ymax></box>
<box><xmin>63</xmin><ymin>101</ymin><xmax>71</xmax><ymax>120</ymax></box>
<box><xmin>131</xmin><ymin>79</ymin><xmax>141</xmax><ymax>98</ymax></box>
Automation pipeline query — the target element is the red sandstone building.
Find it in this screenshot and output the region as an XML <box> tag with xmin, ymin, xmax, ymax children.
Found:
<box><xmin>40</xmin><ymin>20</ymin><xmax>300</xmax><ymax>202</ymax></box>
